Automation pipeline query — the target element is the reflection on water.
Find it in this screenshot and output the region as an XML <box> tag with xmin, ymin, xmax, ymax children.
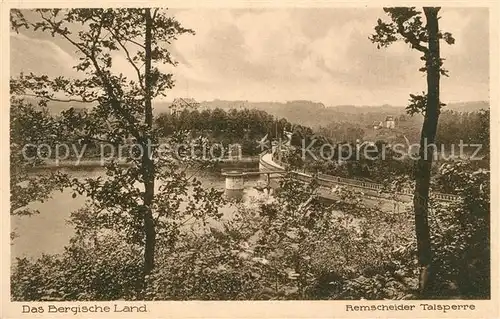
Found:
<box><xmin>11</xmin><ymin>167</ymin><xmax>264</xmax><ymax>260</ymax></box>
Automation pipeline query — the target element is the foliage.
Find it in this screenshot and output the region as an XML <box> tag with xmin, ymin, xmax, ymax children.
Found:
<box><xmin>316</xmin><ymin>122</ymin><xmax>365</xmax><ymax>143</ymax></box>
<box><xmin>283</xmin><ymin>138</ymin><xmax>415</xmax><ymax>185</ymax></box>
<box><xmin>11</xmin><ymin>171</ymin><xmax>413</xmax><ymax>301</ymax></box>
<box><xmin>10</xmin><ymin>8</ymin><xmax>226</xmax><ymax>279</ymax></box>
<box><xmin>12</xmin><ymin>234</ymin><xmax>144</xmax><ymax>301</ymax></box>
<box><xmin>11</xmin><ymin>159</ymin><xmax>489</xmax><ymax>301</ymax></box>
<box><xmin>10</xmin><ymin>97</ymin><xmax>68</xmax><ymax>216</ymax></box>
<box><xmin>10</xmin><ymin>7</ymin><xmax>490</xmax><ymax>303</ymax></box>
<box><xmin>370</xmin><ymin>7</ymin><xmax>455</xmax><ymax>116</ymax></box>
<box><xmin>155</xmin><ymin>107</ymin><xmax>299</xmax><ymax>156</ymax></box>
<box><xmin>370</xmin><ymin>6</ymin><xmax>457</xmax><ymax>297</ymax></box>
<box><xmin>435</xmin><ymin>109</ymin><xmax>490</xmax><ymax>154</ymax></box>
<box><xmin>428</xmin><ymin>162</ymin><xmax>490</xmax><ymax>298</ymax></box>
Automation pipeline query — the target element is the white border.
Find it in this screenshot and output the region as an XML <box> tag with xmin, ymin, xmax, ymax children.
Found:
<box><xmin>1</xmin><ymin>1</ymin><xmax>498</xmax><ymax>318</ymax></box>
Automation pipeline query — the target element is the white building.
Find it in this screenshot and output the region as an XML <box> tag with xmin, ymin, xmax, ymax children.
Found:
<box><xmin>385</xmin><ymin>116</ymin><xmax>396</xmax><ymax>129</ymax></box>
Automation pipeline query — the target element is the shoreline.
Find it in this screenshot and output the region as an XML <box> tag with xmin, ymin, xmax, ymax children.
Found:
<box><xmin>29</xmin><ymin>156</ymin><xmax>261</xmax><ymax>170</ymax></box>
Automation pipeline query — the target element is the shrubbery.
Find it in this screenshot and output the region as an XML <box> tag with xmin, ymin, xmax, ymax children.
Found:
<box><xmin>11</xmin><ymin>162</ymin><xmax>489</xmax><ymax>301</ymax></box>
<box><xmin>12</xmin><ymin>234</ymin><xmax>143</xmax><ymax>301</ymax></box>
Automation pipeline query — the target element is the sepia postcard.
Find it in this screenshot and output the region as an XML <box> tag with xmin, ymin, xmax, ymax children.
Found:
<box><xmin>1</xmin><ymin>0</ymin><xmax>498</xmax><ymax>318</ymax></box>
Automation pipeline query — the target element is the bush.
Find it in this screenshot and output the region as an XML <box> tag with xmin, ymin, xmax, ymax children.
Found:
<box><xmin>12</xmin><ymin>234</ymin><xmax>143</xmax><ymax>301</ymax></box>
<box><xmin>428</xmin><ymin>162</ymin><xmax>490</xmax><ymax>299</ymax></box>
<box><xmin>12</xmin><ymin>162</ymin><xmax>489</xmax><ymax>300</ymax></box>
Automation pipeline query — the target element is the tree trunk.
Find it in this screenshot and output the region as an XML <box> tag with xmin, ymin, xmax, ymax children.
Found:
<box><xmin>143</xmin><ymin>8</ymin><xmax>156</xmax><ymax>277</ymax></box>
<box><xmin>413</xmin><ymin>7</ymin><xmax>441</xmax><ymax>297</ymax></box>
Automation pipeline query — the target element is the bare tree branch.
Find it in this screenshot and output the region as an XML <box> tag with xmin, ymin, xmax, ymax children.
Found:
<box><xmin>109</xmin><ymin>29</ymin><xmax>145</xmax><ymax>90</ymax></box>
<box><xmin>38</xmin><ymin>11</ymin><xmax>142</xmax><ymax>139</ymax></box>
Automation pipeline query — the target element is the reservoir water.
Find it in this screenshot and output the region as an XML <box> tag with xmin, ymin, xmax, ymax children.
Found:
<box><xmin>11</xmin><ymin>166</ymin><xmax>263</xmax><ymax>260</ymax></box>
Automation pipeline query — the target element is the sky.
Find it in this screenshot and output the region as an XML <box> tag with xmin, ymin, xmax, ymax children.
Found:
<box><xmin>10</xmin><ymin>7</ymin><xmax>489</xmax><ymax>106</ymax></box>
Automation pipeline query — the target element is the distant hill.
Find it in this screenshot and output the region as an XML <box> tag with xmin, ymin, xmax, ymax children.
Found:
<box><xmin>154</xmin><ymin>99</ymin><xmax>489</xmax><ymax>129</ymax></box>
<box><xmin>15</xmin><ymin>97</ymin><xmax>489</xmax><ymax>128</ymax></box>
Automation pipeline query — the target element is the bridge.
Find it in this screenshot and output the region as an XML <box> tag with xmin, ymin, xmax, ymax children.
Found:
<box><xmin>221</xmin><ymin>151</ymin><xmax>461</xmax><ymax>203</ymax></box>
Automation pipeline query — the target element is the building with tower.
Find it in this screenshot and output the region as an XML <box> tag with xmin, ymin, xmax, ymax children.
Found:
<box><xmin>385</xmin><ymin>116</ymin><xmax>396</xmax><ymax>129</ymax></box>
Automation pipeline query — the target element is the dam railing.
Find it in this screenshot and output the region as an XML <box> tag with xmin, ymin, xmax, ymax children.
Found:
<box><xmin>259</xmin><ymin>153</ymin><xmax>460</xmax><ymax>203</ymax></box>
